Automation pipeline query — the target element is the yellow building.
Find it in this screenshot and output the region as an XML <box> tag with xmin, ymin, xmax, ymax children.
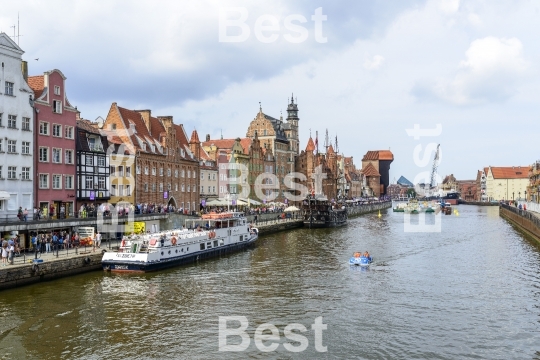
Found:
<box><xmin>485</xmin><ymin>166</ymin><xmax>529</xmax><ymax>201</ymax></box>
<box><xmin>108</xmin><ymin>140</ymin><xmax>136</xmax><ymax>207</ymax></box>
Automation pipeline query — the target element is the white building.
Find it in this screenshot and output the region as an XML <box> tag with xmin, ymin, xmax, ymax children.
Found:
<box><xmin>0</xmin><ymin>33</ymin><xmax>34</xmax><ymax>219</ymax></box>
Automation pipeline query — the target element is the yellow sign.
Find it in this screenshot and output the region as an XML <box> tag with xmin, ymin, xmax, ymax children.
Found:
<box><xmin>125</xmin><ymin>221</ymin><xmax>145</xmax><ymax>234</ymax></box>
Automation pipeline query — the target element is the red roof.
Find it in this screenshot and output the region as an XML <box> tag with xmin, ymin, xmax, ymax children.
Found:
<box><xmin>202</xmin><ymin>138</ymin><xmax>252</xmax><ymax>155</ymax></box>
<box><xmin>490</xmin><ymin>166</ymin><xmax>529</xmax><ymax>179</ymax></box>
<box><xmin>190</xmin><ymin>130</ymin><xmax>200</xmax><ymax>143</ymax></box>
<box><xmin>362</xmin><ymin>150</ymin><xmax>394</xmax><ymax>161</ymax></box>
<box><xmin>362</xmin><ymin>163</ymin><xmax>380</xmax><ymax>177</ymax></box>
<box><xmin>305</xmin><ymin>137</ymin><xmax>315</xmax><ymax>152</ymax></box>
<box><xmin>327</xmin><ymin>144</ymin><xmax>335</xmax><ymax>154</ymax></box>
<box><xmin>27</xmin><ymin>75</ymin><xmax>45</xmax><ymax>98</ymax></box>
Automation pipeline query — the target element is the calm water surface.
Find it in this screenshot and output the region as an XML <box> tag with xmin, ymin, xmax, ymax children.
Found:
<box><xmin>1</xmin><ymin>206</ymin><xmax>540</xmax><ymax>359</ymax></box>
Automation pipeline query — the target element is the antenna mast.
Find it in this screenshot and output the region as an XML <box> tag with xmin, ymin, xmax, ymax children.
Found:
<box><xmin>429</xmin><ymin>144</ymin><xmax>440</xmax><ymax>189</ymax></box>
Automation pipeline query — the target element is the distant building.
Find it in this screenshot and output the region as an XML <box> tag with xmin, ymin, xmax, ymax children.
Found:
<box><xmin>387</xmin><ymin>176</ymin><xmax>413</xmax><ymax>198</ymax></box>
<box><xmin>0</xmin><ymin>33</ymin><xmax>34</xmax><ymax>218</ymax></box>
<box><xmin>456</xmin><ymin>180</ymin><xmax>476</xmax><ymax>202</ymax></box>
<box><xmin>476</xmin><ymin>168</ymin><xmax>488</xmax><ymax>202</ymax></box>
<box><xmin>527</xmin><ymin>161</ymin><xmax>540</xmax><ymax>203</ymax></box>
<box><xmin>361</xmin><ymin>150</ymin><xmax>394</xmax><ymax>197</ymax></box>
<box><xmin>485</xmin><ymin>166</ymin><xmax>529</xmax><ymax>201</ymax></box>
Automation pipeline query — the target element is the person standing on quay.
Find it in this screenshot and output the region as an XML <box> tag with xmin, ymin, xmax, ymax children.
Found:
<box><xmin>95</xmin><ymin>231</ymin><xmax>102</xmax><ymax>250</ymax></box>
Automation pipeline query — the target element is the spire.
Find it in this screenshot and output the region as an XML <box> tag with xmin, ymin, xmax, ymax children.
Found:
<box><xmin>190</xmin><ymin>129</ymin><xmax>200</xmax><ymax>143</ymax></box>
<box><xmin>220</xmin><ymin>129</ymin><xmax>223</xmax><ymax>140</ymax></box>
<box><xmin>291</xmin><ymin>93</ymin><xmax>294</xmax><ymax>104</ymax></box>
<box><xmin>259</xmin><ymin>101</ymin><xmax>262</xmax><ymax>113</ymax></box>
<box><xmin>305</xmin><ymin>136</ymin><xmax>315</xmax><ymax>152</ymax></box>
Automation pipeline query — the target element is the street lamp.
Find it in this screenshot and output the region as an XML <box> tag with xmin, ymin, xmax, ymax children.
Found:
<box><xmin>519</xmin><ymin>191</ymin><xmax>521</xmax><ymax>201</ymax></box>
<box><xmin>513</xmin><ymin>192</ymin><xmax>514</xmax><ymax>200</ymax></box>
<box><xmin>524</xmin><ymin>190</ymin><xmax>527</xmax><ymax>202</ymax></box>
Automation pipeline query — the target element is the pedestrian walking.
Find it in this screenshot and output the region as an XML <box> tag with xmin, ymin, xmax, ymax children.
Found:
<box><xmin>95</xmin><ymin>231</ymin><xmax>102</xmax><ymax>249</ymax></box>
<box><xmin>23</xmin><ymin>208</ymin><xmax>28</xmax><ymax>222</ymax></box>
<box><xmin>46</xmin><ymin>234</ymin><xmax>51</xmax><ymax>253</ymax></box>
<box><xmin>1</xmin><ymin>243</ymin><xmax>7</xmax><ymax>266</ymax></box>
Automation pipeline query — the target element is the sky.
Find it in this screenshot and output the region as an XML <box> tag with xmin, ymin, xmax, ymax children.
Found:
<box><xmin>1</xmin><ymin>0</ymin><xmax>539</xmax><ymax>183</ymax></box>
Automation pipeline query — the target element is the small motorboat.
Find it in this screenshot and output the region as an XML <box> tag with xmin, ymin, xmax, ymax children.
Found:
<box><xmin>349</xmin><ymin>253</ymin><xmax>373</xmax><ymax>267</ymax></box>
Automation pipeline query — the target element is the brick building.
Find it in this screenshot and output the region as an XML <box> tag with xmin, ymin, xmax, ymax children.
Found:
<box><xmin>28</xmin><ymin>69</ymin><xmax>78</xmax><ymax>218</ymax></box>
<box><xmin>456</xmin><ymin>180</ymin><xmax>477</xmax><ymax>202</ymax></box>
<box><xmin>101</xmin><ymin>103</ymin><xmax>199</xmax><ymax>213</ymax></box>
<box><xmin>361</xmin><ymin>150</ymin><xmax>394</xmax><ymax>196</ymax></box>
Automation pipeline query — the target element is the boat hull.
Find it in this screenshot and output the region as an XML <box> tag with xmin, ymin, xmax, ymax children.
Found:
<box><xmin>102</xmin><ymin>236</ymin><xmax>258</xmax><ymax>273</ymax></box>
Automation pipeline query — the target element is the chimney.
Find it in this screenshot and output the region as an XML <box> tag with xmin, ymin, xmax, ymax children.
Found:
<box><xmin>137</xmin><ymin>110</ymin><xmax>151</xmax><ymax>133</ymax></box>
<box><xmin>206</xmin><ymin>134</ymin><xmax>210</xmax><ymax>142</ymax></box>
<box><xmin>21</xmin><ymin>60</ymin><xmax>28</xmax><ymax>81</ymax></box>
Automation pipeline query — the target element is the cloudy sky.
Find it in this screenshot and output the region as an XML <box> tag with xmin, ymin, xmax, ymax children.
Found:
<box><xmin>2</xmin><ymin>0</ymin><xmax>539</xmax><ymax>183</ymax></box>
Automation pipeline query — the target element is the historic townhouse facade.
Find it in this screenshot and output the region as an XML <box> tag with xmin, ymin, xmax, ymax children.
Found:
<box><xmin>191</xmin><ymin>131</ymin><xmax>218</xmax><ymax>205</ymax></box>
<box><xmin>485</xmin><ymin>166</ymin><xmax>529</xmax><ymax>201</ymax></box>
<box><xmin>108</xmin><ymin>139</ymin><xmax>136</xmax><ymax>207</ymax></box>
<box><xmin>28</xmin><ymin>69</ymin><xmax>78</xmax><ymax>218</ymax></box>
<box><xmin>102</xmin><ymin>104</ymin><xmax>199</xmax><ymax>213</ymax></box>
<box><xmin>75</xmin><ymin>119</ymin><xmax>110</xmax><ymax>212</ymax></box>
<box><xmin>0</xmin><ymin>33</ymin><xmax>34</xmax><ymax>218</ymax></box>
<box><xmin>361</xmin><ymin>150</ymin><xmax>394</xmax><ymax>197</ymax></box>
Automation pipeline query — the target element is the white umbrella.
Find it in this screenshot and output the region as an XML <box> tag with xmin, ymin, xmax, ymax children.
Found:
<box><xmin>284</xmin><ymin>206</ymin><xmax>300</xmax><ymax>212</ymax></box>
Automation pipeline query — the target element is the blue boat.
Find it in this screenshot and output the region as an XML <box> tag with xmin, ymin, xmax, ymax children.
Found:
<box><xmin>349</xmin><ymin>254</ymin><xmax>373</xmax><ymax>267</ymax></box>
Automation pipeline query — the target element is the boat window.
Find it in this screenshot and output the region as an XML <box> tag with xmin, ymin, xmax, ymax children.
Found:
<box><xmin>239</xmin><ymin>235</ymin><xmax>243</xmax><ymax>241</ymax></box>
<box><xmin>213</xmin><ymin>240</ymin><xmax>218</xmax><ymax>247</ymax></box>
<box><xmin>181</xmin><ymin>248</ymin><xmax>184</xmax><ymax>252</ymax></box>
<box><xmin>206</xmin><ymin>242</ymin><xmax>212</xmax><ymax>248</ymax></box>
<box><xmin>187</xmin><ymin>247</ymin><xmax>189</xmax><ymax>251</ymax></box>
<box><xmin>200</xmin><ymin>243</ymin><xmax>205</xmax><ymax>250</ymax></box>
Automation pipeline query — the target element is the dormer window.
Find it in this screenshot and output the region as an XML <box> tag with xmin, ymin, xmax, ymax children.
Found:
<box><xmin>142</xmin><ymin>143</ymin><xmax>146</xmax><ymax>151</ymax></box>
<box><xmin>54</xmin><ymin>86</ymin><xmax>60</xmax><ymax>95</ymax></box>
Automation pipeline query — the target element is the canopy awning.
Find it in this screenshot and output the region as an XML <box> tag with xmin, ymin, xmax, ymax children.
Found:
<box><xmin>0</xmin><ymin>191</ymin><xmax>11</xmax><ymax>200</ymax></box>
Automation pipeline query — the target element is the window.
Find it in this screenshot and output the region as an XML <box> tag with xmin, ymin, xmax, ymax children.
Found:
<box><xmin>200</xmin><ymin>186</ymin><xmax>204</xmax><ymax>193</ymax></box>
<box><xmin>52</xmin><ymin>175</ymin><xmax>62</xmax><ymax>189</ymax></box>
<box><xmin>201</xmin><ymin>172</ymin><xmax>204</xmax><ymax>180</ymax></box>
<box><xmin>5</xmin><ymin>82</ymin><xmax>14</xmax><ymax>96</ymax></box>
<box><xmin>119</xmin><ymin>185</ymin><xmax>123</xmax><ymax>195</ymax></box>
<box><xmin>208</xmin><ymin>186</ymin><xmax>211</xmax><ymax>193</ymax></box>
<box><xmin>52</xmin><ymin>124</ymin><xmax>62</xmax><ymax>137</ymax></box>
<box><xmin>136</xmin><ymin>166</ymin><xmax>141</xmax><ymax>175</ymax></box>
<box><xmin>175</xmin><ymin>169</ymin><xmax>178</xmax><ymax>177</ymax></box>
<box><xmin>8</xmin><ymin>115</ymin><xmax>16</xmax><ymax>128</ymax></box>
<box><xmin>187</xmin><ymin>170</ymin><xmax>190</xmax><ymax>178</ymax></box>
<box><xmin>182</xmin><ymin>184</ymin><xmax>185</xmax><ymax>192</ymax></box>
<box><xmin>152</xmin><ymin>167</ymin><xmax>156</xmax><ymax>176</ymax></box>
<box><xmin>7</xmin><ymin>140</ymin><xmax>16</xmax><ymax>153</ymax></box>
<box><xmin>86</xmin><ymin>155</ymin><xmax>93</xmax><ymax>166</ymax></box>
<box><xmin>65</xmin><ymin>126</ymin><xmax>74</xmax><ymax>139</ymax></box>
<box><xmin>144</xmin><ymin>183</ymin><xmax>148</xmax><ymax>192</ymax></box>
<box><xmin>192</xmin><ymin>171</ymin><xmax>196</xmax><ymax>178</ymax></box>
<box><xmin>181</xmin><ymin>169</ymin><xmax>185</xmax><ymax>177</ymax></box>
<box><xmin>63</xmin><ymin>175</ymin><xmax>73</xmax><ymax>189</ymax></box>
<box><xmin>39</xmin><ymin>147</ymin><xmax>49</xmax><ymax>162</ymax></box>
<box><xmin>116</xmin><ymin>166</ymin><xmax>123</xmax><ymax>176</ymax></box>
<box><xmin>111</xmin><ymin>123</ymin><xmax>116</xmax><ymax>130</ymax></box>
<box><xmin>54</xmin><ymin>85</ymin><xmax>60</xmax><ymax>95</ymax></box>
<box><xmin>0</xmin><ymin>113</ymin><xmax>2</xmax><ymax>127</ymax></box>
<box><xmin>52</xmin><ymin>148</ymin><xmax>61</xmax><ymax>163</ymax></box>
<box><xmin>85</xmin><ymin>177</ymin><xmax>93</xmax><ymax>190</ymax></box>
<box><xmin>167</xmin><ymin>168</ymin><xmax>171</xmax><ymax>176</ymax></box>
<box><xmin>8</xmin><ymin>166</ymin><xmax>16</xmax><ymax>179</ymax></box>
<box><xmin>97</xmin><ymin>156</ymin><xmax>106</xmax><ymax>167</ymax></box>
<box><xmin>167</xmin><ymin>183</ymin><xmax>171</xmax><ymax>191</ymax></box>
<box><xmin>53</xmin><ymin>100</ymin><xmax>62</xmax><ymax>113</ymax></box>
<box><xmin>22</xmin><ymin>167</ymin><xmax>30</xmax><ymax>180</ymax></box>
<box><xmin>212</xmin><ymin>186</ymin><xmax>216</xmax><ymax>193</ymax></box>
<box><xmin>22</xmin><ymin>141</ymin><xmax>30</xmax><ymax>155</ymax></box>
<box><xmin>159</xmin><ymin>183</ymin><xmax>163</xmax><ymax>192</ymax></box>
<box><xmin>126</xmin><ymin>185</ymin><xmax>131</xmax><ymax>196</ymax></box>
<box><xmin>98</xmin><ymin>176</ymin><xmax>106</xmax><ymax>190</ymax></box>
<box><xmin>208</xmin><ymin>173</ymin><xmax>212</xmax><ymax>180</ymax></box>
<box><xmin>111</xmin><ymin>184</ymin><xmax>117</xmax><ymax>196</ymax></box>
<box><xmin>65</xmin><ymin>150</ymin><xmax>73</xmax><ymax>164</ymax></box>
<box><xmin>152</xmin><ymin>183</ymin><xmax>156</xmax><ymax>192</ymax></box>
<box><xmin>144</xmin><ymin>166</ymin><xmax>149</xmax><ymax>175</ymax></box>
<box><xmin>110</xmin><ymin>166</ymin><xmax>116</xmax><ymax>176</ymax></box>
<box><xmin>187</xmin><ymin>185</ymin><xmax>190</xmax><ymax>192</ymax></box>
<box><xmin>126</xmin><ymin>167</ymin><xmax>131</xmax><ymax>177</ymax></box>
<box><xmin>160</xmin><ymin>168</ymin><xmax>163</xmax><ymax>176</ymax></box>
<box><xmin>22</xmin><ymin>117</ymin><xmax>30</xmax><ymax>130</ymax></box>
<box><xmin>39</xmin><ymin>174</ymin><xmax>49</xmax><ymax>188</ymax></box>
<box><xmin>39</xmin><ymin>122</ymin><xmax>49</xmax><ymax>135</ymax></box>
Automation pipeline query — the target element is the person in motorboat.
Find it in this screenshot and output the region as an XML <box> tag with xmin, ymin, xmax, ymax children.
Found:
<box><xmin>363</xmin><ymin>251</ymin><xmax>370</xmax><ymax>258</ymax></box>
<box><xmin>354</xmin><ymin>252</ymin><xmax>361</xmax><ymax>258</ymax></box>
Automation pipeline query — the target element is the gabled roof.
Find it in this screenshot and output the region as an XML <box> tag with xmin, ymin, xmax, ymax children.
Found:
<box><xmin>490</xmin><ymin>166</ymin><xmax>528</xmax><ymax>179</ymax></box>
<box><xmin>362</xmin><ymin>163</ymin><xmax>380</xmax><ymax>177</ymax></box>
<box><xmin>0</xmin><ymin>32</ymin><xmax>23</xmax><ymax>54</ymax></box>
<box><xmin>190</xmin><ymin>129</ymin><xmax>200</xmax><ymax>143</ymax></box>
<box><xmin>76</xmin><ymin>119</ymin><xmax>100</xmax><ymax>135</ymax></box>
<box><xmin>327</xmin><ymin>144</ymin><xmax>335</xmax><ymax>154</ymax></box>
<box><xmin>28</xmin><ymin>75</ymin><xmax>45</xmax><ymax>98</ymax></box>
<box><xmin>362</xmin><ymin>150</ymin><xmax>394</xmax><ymax>161</ymax></box>
<box><xmin>202</xmin><ymin>138</ymin><xmax>252</xmax><ymax>155</ymax></box>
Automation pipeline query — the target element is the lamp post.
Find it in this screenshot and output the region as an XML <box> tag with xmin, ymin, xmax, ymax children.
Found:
<box><xmin>512</xmin><ymin>192</ymin><xmax>514</xmax><ymax>201</ymax></box>
<box><xmin>519</xmin><ymin>191</ymin><xmax>521</xmax><ymax>201</ymax></box>
<box><xmin>524</xmin><ymin>190</ymin><xmax>527</xmax><ymax>202</ymax></box>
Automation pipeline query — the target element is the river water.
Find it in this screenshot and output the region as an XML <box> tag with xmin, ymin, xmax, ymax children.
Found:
<box><xmin>1</xmin><ymin>206</ymin><xmax>540</xmax><ymax>359</ymax></box>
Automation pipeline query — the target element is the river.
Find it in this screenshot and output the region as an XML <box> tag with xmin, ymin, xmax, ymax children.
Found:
<box><xmin>1</xmin><ymin>205</ymin><xmax>539</xmax><ymax>359</ymax></box>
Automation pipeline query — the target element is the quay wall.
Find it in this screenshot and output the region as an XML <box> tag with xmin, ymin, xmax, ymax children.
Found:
<box><xmin>348</xmin><ymin>201</ymin><xmax>392</xmax><ymax>218</ymax></box>
<box><xmin>0</xmin><ymin>253</ymin><xmax>103</xmax><ymax>291</ymax></box>
<box><xmin>499</xmin><ymin>204</ymin><xmax>540</xmax><ymax>243</ymax></box>
<box><xmin>256</xmin><ymin>220</ymin><xmax>303</xmax><ymax>235</ymax></box>
<box><xmin>461</xmin><ymin>201</ymin><xmax>499</xmax><ymax>206</ymax></box>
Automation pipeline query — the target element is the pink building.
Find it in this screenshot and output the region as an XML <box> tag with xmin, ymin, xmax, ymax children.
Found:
<box><xmin>28</xmin><ymin>70</ymin><xmax>78</xmax><ymax>218</ymax></box>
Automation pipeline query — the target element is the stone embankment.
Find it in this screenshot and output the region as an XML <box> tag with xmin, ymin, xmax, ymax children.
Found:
<box><xmin>461</xmin><ymin>201</ymin><xmax>499</xmax><ymax>206</ymax></box>
<box><xmin>0</xmin><ymin>251</ymin><xmax>103</xmax><ymax>291</ymax></box>
<box><xmin>348</xmin><ymin>201</ymin><xmax>392</xmax><ymax>218</ymax></box>
<box><xmin>499</xmin><ymin>203</ymin><xmax>540</xmax><ymax>243</ymax></box>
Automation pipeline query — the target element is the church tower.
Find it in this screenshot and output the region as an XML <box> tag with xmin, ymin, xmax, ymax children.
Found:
<box><xmin>286</xmin><ymin>94</ymin><xmax>300</xmax><ymax>155</ymax></box>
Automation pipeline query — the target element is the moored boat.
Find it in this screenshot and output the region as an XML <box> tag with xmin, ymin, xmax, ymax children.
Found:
<box><xmin>302</xmin><ymin>194</ymin><xmax>347</xmax><ymax>228</ymax></box>
<box><xmin>101</xmin><ymin>212</ymin><xmax>258</xmax><ymax>273</ymax></box>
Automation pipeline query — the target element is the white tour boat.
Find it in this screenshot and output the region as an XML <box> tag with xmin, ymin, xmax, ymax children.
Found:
<box><xmin>102</xmin><ymin>212</ymin><xmax>258</xmax><ymax>273</ymax></box>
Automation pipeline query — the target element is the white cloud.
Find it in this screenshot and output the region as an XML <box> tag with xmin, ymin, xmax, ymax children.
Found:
<box><xmin>363</xmin><ymin>55</ymin><xmax>385</xmax><ymax>70</ymax></box>
<box><xmin>439</xmin><ymin>0</ymin><xmax>460</xmax><ymax>14</ymax></box>
<box><xmin>429</xmin><ymin>37</ymin><xmax>529</xmax><ymax>105</ymax></box>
